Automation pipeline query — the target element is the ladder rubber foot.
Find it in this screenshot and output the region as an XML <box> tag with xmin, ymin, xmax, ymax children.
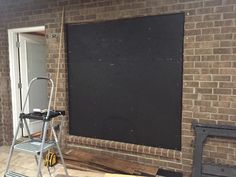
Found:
<box><xmin>5</xmin><ymin>171</ymin><xmax>28</xmax><ymax>177</ymax></box>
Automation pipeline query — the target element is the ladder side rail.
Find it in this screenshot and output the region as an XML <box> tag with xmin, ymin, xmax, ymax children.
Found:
<box><xmin>4</xmin><ymin>119</ymin><xmax>23</xmax><ymax>175</ymax></box>
<box><xmin>23</xmin><ymin>118</ymin><xmax>32</xmax><ymax>139</ymax></box>
<box><xmin>36</xmin><ymin>121</ymin><xmax>49</xmax><ymax>177</ymax></box>
<box><xmin>34</xmin><ymin>155</ymin><xmax>43</xmax><ymax>177</ymax></box>
<box><xmin>57</xmin><ymin>115</ymin><xmax>65</xmax><ymax>144</ymax></box>
<box><xmin>36</xmin><ymin>77</ymin><xmax>54</xmax><ymax>177</ymax></box>
<box><xmin>21</xmin><ymin>77</ymin><xmax>53</xmax><ymax>114</ymax></box>
<box><xmin>45</xmin><ymin>78</ymin><xmax>54</xmax><ymax>120</ymax></box>
<box><xmin>50</xmin><ymin>121</ymin><xmax>68</xmax><ymax>176</ymax></box>
<box><xmin>21</xmin><ymin>77</ymin><xmax>37</xmax><ymax>113</ymax></box>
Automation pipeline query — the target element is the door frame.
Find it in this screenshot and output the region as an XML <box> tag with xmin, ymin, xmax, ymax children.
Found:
<box><xmin>8</xmin><ymin>26</ymin><xmax>45</xmax><ymax>137</ymax></box>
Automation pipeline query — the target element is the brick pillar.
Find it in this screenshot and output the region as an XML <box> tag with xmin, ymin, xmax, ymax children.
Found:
<box><xmin>0</xmin><ymin>87</ymin><xmax>3</xmax><ymax>146</ymax></box>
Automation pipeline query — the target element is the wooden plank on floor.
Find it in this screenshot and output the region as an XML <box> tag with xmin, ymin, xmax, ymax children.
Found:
<box><xmin>63</xmin><ymin>148</ymin><xmax>158</xmax><ymax>176</ymax></box>
<box><xmin>104</xmin><ymin>174</ymin><xmax>144</xmax><ymax>177</ymax></box>
<box><xmin>56</xmin><ymin>172</ymin><xmax>144</xmax><ymax>177</ymax></box>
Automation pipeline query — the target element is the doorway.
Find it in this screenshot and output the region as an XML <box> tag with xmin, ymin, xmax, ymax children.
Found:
<box><xmin>8</xmin><ymin>26</ymin><xmax>48</xmax><ymax>138</ymax></box>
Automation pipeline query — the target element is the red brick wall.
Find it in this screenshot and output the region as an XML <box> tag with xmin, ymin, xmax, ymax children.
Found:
<box><xmin>0</xmin><ymin>83</ymin><xmax>2</xmax><ymax>145</ymax></box>
<box><xmin>0</xmin><ymin>0</ymin><xmax>236</xmax><ymax>176</ymax></box>
<box><xmin>0</xmin><ymin>19</ymin><xmax>12</xmax><ymax>145</ymax></box>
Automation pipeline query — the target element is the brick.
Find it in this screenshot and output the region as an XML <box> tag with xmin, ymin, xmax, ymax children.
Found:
<box><xmin>230</xmin><ymin>115</ymin><xmax>236</xmax><ymax>121</ymax></box>
<box><xmin>182</xmin><ymin>111</ymin><xmax>193</xmax><ymax>118</ymax></box>
<box><xmin>184</xmin><ymin>2</ymin><xmax>203</xmax><ymax>9</ymax></box>
<box><xmin>185</xmin><ymin>22</ymin><xmax>195</xmax><ymax>29</ymax></box>
<box><xmin>184</xmin><ymin>68</ymin><xmax>200</xmax><ymax>74</ymax></box>
<box><xmin>185</xmin><ymin>29</ymin><xmax>201</xmax><ymax>36</ymax></box>
<box><xmin>231</xmin><ymin>102</ymin><xmax>236</xmax><ymax>109</ymax></box>
<box><xmin>168</xmin><ymin>3</ymin><xmax>185</xmax><ymax>11</ymax></box>
<box><xmin>202</xmin><ymin>68</ymin><xmax>219</xmax><ymax>74</ymax></box>
<box><xmin>184</xmin><ymin>9</ymin><xmax>196</xmax><ymax>16</ymax></box>
<box><xmin>194</xmin><ymin>100</ymin><xmax>211</xmax><ymax>106</ymax></box>
<box><xmin>184</xmin><ymin>81</ymin><xmax>199</xmax><ymax>87</ymax></box>
<box><xmin>183</xmin><ymin>100</ymin><xmax>193</xmax><ymax>107</ymax></box>
<box><xmin>220</xmin><ymin>69</ymin><xmax>236</xmax><ymax>74</ymax></box>
<box><xmin>199</xmin><ymin>41</ymin><xmax>219</xmax><ymax>48</ymax></box>
<box><xmin>214</xmin><ymin>33</ymin><xmax>233</xmax><ymax>40</ymax></box>
<box><xmin>200</xmin><ymin>82</ymin><xmax>218</xmax><ymax>88</ymax></box>
<box><xmin>220</xmin><ymin>41</ymin><xmax>236</xmax><ymax>47</ymax></box>
<box><xmin>185</xmin><ymin>56</ymin><xmax>200</xmax><ymax>61</ymax></box>
<box><xmin>203</xmin><ymin>14</ymin><xmax>221</xmax><ymax>21</ymax></box>
<box><xmin>204</xmin><ymin>0</ymin><xmax>222</xmax><ymax>7</ymax></box>
<box><xmin>210</xmin><ymin>152</ymin><xmax>227</xmax><ymax>159</ymax></box>
<box><xmin>195</xmin><ymin>62</ymin><xmax>212</xmax><ymax>68</ymax></box>
<box><xmin>221</xmin><ymin>55</ymin><xmax>235</xmax><ymax>61</ymax></box>
<box><xmin>197</xmin><ymin>7</ymin><xmax>214</xmax><ymax>14</ymax></box>
<box><xmin>215</xmin><ymin>5</ymin><xmax>234</xmax><ymax>13</ymax></box>
<box><xmin>183</xmin><ymin>75</ymin><xmax>193</xmax><ymax>80</ymax></box>
<box><xmin>184</xmin><ymin>62</ymin><xmax>194</xmax><ymax>68</ymax></box>
<box><xmin>213</xmin><ymin>75</ymin><xmax>231</xmax><ymax>81</ymax></box>
<box><xmin>213</xmin><ymin>48</ymin><xmax>232</xmax><ymax>54</ymax></box>
<box><xmin>222</xmin><ymin>0</ymin><xmax>236</xmax><ymax>5</ymax></box>
<box><xmin>196</xmin><ymin>88</ymin><xmax>212</xmax><ymax>94</ymax></box>
<box><xmin>233</xmin><ymin>48</ymin><xmax>236</xmax><ymax>54</ymax></box>
<box><xmin>233</xmin><ymin>33</ymin><xmax>236</xmax><ymax>40</ymax></box>
<box><xmin>196</xmin><ymin>35</ymin><xmax>214</xmax><ymax>41</ymax></box>
<box><xmin>195</xmin><ymin>48</ymin><xmax>213</xmax><ymax>55</ymax></box>
<box><xmin>194</xmin><ymin>75</ymin><xmax>212</xmax><ymax>81</ymax></box>
<box><xmin>201</xmin><ymin>55</ymin><xmax>219</xmax><ymax>61</ymax></box>
<box><xmin>216</xmin><ymin>122</ymin><xmax>235</xmax><ymax>128</ymax></box>
<box><xmin>184</xmin><ymin>36</ymin><xmax>195</xmax><ymax>42</ymax></box>
<box><xmin>223</xmin><ymin>12</ymin><xmax>236</xmax><ymax>19</ymax></box>
<box><xmin>183</xmin><ymin>88</ymin><xmax>194</xmax><ymax>93</ymax></box>
<box><xmin>194</xmin><ymin>112</ymin><xmax>211</xmax><ymax>119</ymax></box>
<box><xmin>167</xmin><ymin>162</ymin><xmax>182</xmax><ymax>169</ymax></box>
<box><xmin>214</xmin><ymin>88</ymin><xmax>231</xmax><ymax>95</ymax></box>
<box><xmin>219</xmin><ymin>95</ymin><xmax>236</xmax><ymax>102</ymax></box>
<box><xmin>184</xmin><ymin>49</ymin><xmax>194</xmax><ymax>55</ymax></box>
<box><xmin>182</xmin><ymin>136</ymin><xmax>194</xmax><ymax>147</ymax></box>
<box><xmin>200</xmin><ymin>106</ymin><xmax>217</xmax><ymax>113</ymax></box>
<box><xmin>214</xmin><ymin>20</ymin><xmax>233</xmax><ymax>27</ymax></box>
<box><xmin>184</xmin><ymin>42</ymin><xmax>200</xmax><ymax>49</ymax></box>
<box><xmin>219</xmin><ymin>82</ymin><xmax>236</xmax><ymax>88</ymax></box>
<box><xmin>202</xmin><ymin>28</ymin><xmax>220</xmax><ymax>34</ymax></box>
<box><xmin>196</xmin><ymin>21</ymin><xmax>213</xmax><ymax>28</ymax></box>
<box><xmin>213</xmin><ymin>61</ymin><xmax>231</xmax><ymax>67</ymax></box>
<box><xmin>213</xmin><ymin>101</ymin><xmax>231</xmax><ymax>107</ymax></box>
<box><xmin>201</xmin><ymin>94</ymin><xmax>218</xmax><ymax>100</ymax></box>
<box><xmin>185</xmin><ymin>15</ymin><xmax>203</xmax><ymax>22</ymax></box>
<box><xmin>221</xmin><ymin>27</ymin><xmax>236</xmax><ymax>33</ymax></box>
<box><xmin>211</xmin><ymin>114</ymin><xmax>229</xmax><ymax>120</ymax></box>
<box><xmin>233</xmin><ymin>76</ymin><xmax>236</xmax><ymax>82</ymax></box>
<box><xmin>218</xmin><ymin>108</ymin><xmax>236</xmax><ymax>115</ymax></box>
<box><xmin>183</xmin><ymin>93</ymin><xmax>198</xmax><ymax>99</ymax></box>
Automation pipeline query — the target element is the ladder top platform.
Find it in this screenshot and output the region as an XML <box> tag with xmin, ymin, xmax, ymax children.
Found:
<box><xmin>20</xmin><ymin>110</ymin><xmax>65</xmax><ymax>121</ymax></box>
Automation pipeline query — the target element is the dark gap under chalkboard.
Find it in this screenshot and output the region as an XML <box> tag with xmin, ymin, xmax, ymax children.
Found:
<box><xmin>66</xmin><ymin>13</ymin><xmax>184</xmax><ymax>150</ymax></box>
<box><xmin>157</xmin><ymin>169</ymin><xmax>183</xmax><ymax>177</ymax></box>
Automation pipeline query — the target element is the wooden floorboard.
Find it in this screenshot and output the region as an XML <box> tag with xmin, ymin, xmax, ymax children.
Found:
<box><xmin>62</xmin><ymin>148</ymin><xmax>158</xmax><ymax>176</ymax></box>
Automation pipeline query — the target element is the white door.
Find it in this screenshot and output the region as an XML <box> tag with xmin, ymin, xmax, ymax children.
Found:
<box><xmin>19</xmin><ymin>33</ymin><xmax>48</xmax><ymax>135</ymax></box>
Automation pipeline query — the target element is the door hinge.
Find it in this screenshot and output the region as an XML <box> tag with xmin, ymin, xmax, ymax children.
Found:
<box><xmin>18</xmin><ymin>82</ymin><xmax>22</xmax><ymax>89</ymax></box>
<box><xmin>16</xmin><ymin>41</ymin><xmax>20</xmax><ymax>48</ymax></box>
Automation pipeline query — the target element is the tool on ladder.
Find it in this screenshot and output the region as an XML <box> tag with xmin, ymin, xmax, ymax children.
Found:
<box><xmin>4</xmin><ymin>77</ymin><xmax>69</xmax><ymax>177</ymax></box>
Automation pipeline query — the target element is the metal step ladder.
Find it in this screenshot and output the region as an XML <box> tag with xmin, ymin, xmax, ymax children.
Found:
<box><xmin>4</xmin><ymin>77</ymin><xmax>69</xmax><ymax>177</ymax></box>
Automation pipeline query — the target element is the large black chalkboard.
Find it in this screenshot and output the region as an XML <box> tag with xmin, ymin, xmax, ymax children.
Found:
<box><xmin>66</xmin><ymin>13</ymin><xmax>184</xmax><ymax>150</ymax></box>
